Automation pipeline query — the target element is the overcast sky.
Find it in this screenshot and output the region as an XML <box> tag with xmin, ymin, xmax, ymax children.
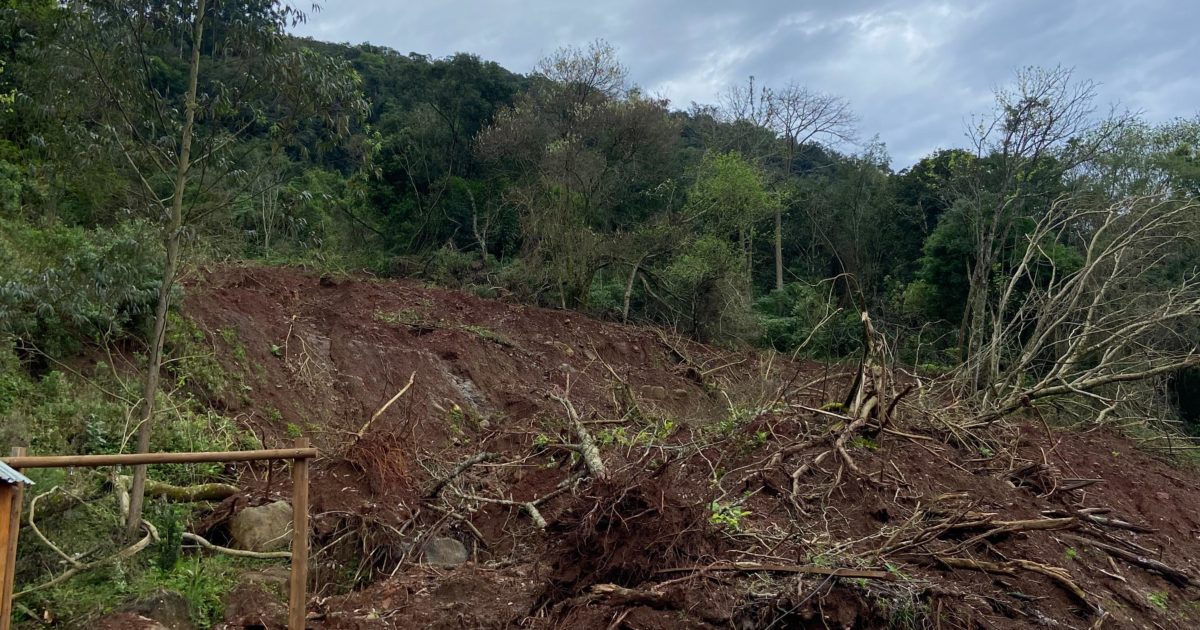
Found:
<box><xmin>295</xmin><ymin>0</ymin><xmax>1200</xmax><ymax>167</ymax></box>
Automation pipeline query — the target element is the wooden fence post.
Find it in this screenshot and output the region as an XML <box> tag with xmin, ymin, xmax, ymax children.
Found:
<box><xmin>1</xmin><ymin>447</ymin><xmax>28</xmax><ymax>630</ymax></box>
<box><xmin>289</xmin><ymin>438</ymin><xmax>310</xmax><ymax>630</ymax></box>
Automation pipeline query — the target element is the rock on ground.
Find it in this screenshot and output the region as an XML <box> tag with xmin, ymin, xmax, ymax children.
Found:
<box><xmin>116</xmin><ymin>589</ymin><xmax>194</xmax><ymax>630</ymax></box>
<box><xmin>230</xmin><ymin>500</ymin><xmax>293</xmax><ymax>552</ymax></box>
<box><xmin>423</xmin><ymin>537</ymin><xmax>469</xmax><ymax>567</ymax></box>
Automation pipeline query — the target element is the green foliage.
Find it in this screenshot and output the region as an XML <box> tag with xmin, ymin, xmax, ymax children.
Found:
<box><xmin>663</xmin><ymin>234</ymin><xmax>755</xmax><ymax>342</ymax></box>
<box><xmin>849</xmin><ymin>436</ymin><xmax>878</xmax><ymax>450</ymax></box>
<box><xmin>154</xmin><ymin>504</ymin><xmax>184</xmax><ymax>573</ymax></box>
<box><xmin>165</xmin><ymin>313</ymin><xmax>231</xmax><ymax>399</ymax></box>
<box><xmin>23</xmin><ymin>550</ymin><xmax>277</xmax><ymax>628</ymax></box>
<box><xmin>1149</xmin><ymin>591</ymin><xmax>1169</xmax><ymax>610</ymax></box>
<box><xmin>754</xmin><ymin>283</ymin><xmax>862</xmax><ymax>357</ymax></box>
<box><xmin>708</xmin><ymin>500</ymin><xmax>752</xmax><ymax>530</ymax></box>
<box><xmin>687</xmin><ymin>151</ymin><xmax>775</xmax><ymax>235</ymax></box>
<box><xmin>597</xmin><ymin>418</ymin><xmax>676</xmax><ymax>447</ymax></box>
<box><xmin>0</xmin><ymin>219</ymin><xmax>161</xmax><ymax>357</ymax></box>
<box><xmin>459</xmin><ymin>323</ymin><xmax>514</xmax><ymax>347</ymax></box>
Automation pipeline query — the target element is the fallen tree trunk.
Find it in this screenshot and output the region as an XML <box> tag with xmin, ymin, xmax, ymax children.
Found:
<box><xmin>117</xmin><ymin>475</ymin><xmax>239</xmax><ymax>502</ymax></box>
<box><xmin>1062</xmin><ymin>534</ymin><xmax>1190</xmax><ymax>586</ymax></box>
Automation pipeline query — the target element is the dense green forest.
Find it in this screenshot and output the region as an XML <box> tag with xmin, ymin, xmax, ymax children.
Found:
<box><xmin>1</xmin><ymin>1</ymin><xmax>1198</xmax><ymax>415</ymax></box>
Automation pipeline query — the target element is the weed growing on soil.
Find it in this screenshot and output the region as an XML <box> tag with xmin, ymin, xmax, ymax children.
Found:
<box><xmin>375</xmin><ymin>308</ymin><xmax>515</xmax><ymax>347</ymax></box>
<box><xmin>849</xmin><ymin>435</ymin><xmax>878</xmax><ymax>450</ymax></box>
<box><xmin>374</xmin><ymin>308</ymin><xmax>426</xmax><ymax>327</ymax></box>
<box><xmin>709</xmin><ymin>500</ymin><xmax>751</xmax><ymax>530</ymax></box>
<box><xmin>166</xmin><ymin>313</ymin><xmax>230</xmax><ymax>397</ymax></box>
<box><xmin>1150</xmin><ymin>591</ymin><xmax>1169</xmax><ymax>610</ymax></box>
<box><xmin>219</xmin><ymin>327</ymin><xmax>249</xmax><ymax>363</ymax></box>
<box><xmin>879</xmin><ymin>591</ymin><xmax>929</xmax><ymax>630</ymax></box>
<box><xmin>597</xmin><ymin>418</ymin><xmax>676</xmax><ymax>447</ymax></box>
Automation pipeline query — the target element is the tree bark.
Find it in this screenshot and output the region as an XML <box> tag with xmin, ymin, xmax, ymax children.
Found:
<box><xmin>774</xmin><ymin>207</ymin><xmax>784</xmax><ymax>291</ymax></box>
<box><xmin>622</xmin><ymin>255</ymin><xmax>644</xmax><ymax>323</ymax></box>
<box><xmin>127</xmin><ymin>0</ymin><xmax>206</xmax><ymax>535</ymax></box>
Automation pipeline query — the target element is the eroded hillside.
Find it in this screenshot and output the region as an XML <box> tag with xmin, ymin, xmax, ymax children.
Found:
<box><xmin>163</xmin><ymin>265</ymin><xmax>1200</xmax><ymax>629</ymax></box>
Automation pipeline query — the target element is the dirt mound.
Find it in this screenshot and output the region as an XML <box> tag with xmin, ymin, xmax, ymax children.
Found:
<box><xmin>542</xmin><ymin>464</ymin><xmax>723</xmax><ymax>600</ymax></box>
<box><xmin>179</xmin><ymin>265</ymin><xmax>1200</xmax><ymax>629</ymax></box>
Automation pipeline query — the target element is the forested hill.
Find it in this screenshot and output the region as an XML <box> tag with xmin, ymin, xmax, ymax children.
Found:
<box><xmin>0</xmin><ymin>2</ymin><xmax>1195</xmax><ymax>364</ymax></box>
<box><xmin>1</xmin><ymin>3</ymin><xmax>1199</xmax><ymax>428</ymax></box>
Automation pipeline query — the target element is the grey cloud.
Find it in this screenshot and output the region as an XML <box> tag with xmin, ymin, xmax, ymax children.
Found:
<box><xmin>297</xmin><ymin>0</ymin><xmax>1200</xmax><ymax>166</ymax></box>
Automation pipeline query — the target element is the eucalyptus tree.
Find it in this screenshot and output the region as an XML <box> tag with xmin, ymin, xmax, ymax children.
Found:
<box><xmin>48</xmin><ymin>0</ymin><xmax>363</xmax><ymax>531</ymax></box>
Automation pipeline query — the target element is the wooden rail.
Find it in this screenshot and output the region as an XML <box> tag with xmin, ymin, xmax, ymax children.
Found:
<box><xmin>0</xmin><ymin>439</ymin><xmax>315</xmax><ymax>630</ymax></box>
<box><xmin>3</xmin><ymin>447</ymin><xmax>317</xmax><ymax>468</ymax></box>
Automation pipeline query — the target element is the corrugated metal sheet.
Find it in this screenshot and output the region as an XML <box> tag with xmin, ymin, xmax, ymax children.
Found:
<box><xmin>0</xmin><ymin>459</ymin><xmax>33</xmax><ymax>485</ymax></box>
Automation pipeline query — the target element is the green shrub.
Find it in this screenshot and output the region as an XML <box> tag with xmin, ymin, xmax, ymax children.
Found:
<box><xmin>425</xmin><ymin>245</ymin><xmax>479</xmax><ymax>288</ymax></box>
<box><xmin>755</xmin><ymin>283</ymin><xmax>862</xmax><ymax>358</ymax></box>
<box><xmin>0</xmin><ymin>218</ymin><xmax>162</xmax><ymax>357</ymax></box>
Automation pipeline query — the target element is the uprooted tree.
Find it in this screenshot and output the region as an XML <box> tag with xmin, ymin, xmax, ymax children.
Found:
<box><xmin>962</xmin><ymin>193</ymin><xmax>1200</xmax><ymax>422</ymax></box>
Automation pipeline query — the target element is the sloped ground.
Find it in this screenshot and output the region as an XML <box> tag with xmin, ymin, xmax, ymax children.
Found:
<box><xmin>179</xmin><ymin>265</ymin><xmax>1200</xmax><ymax>629</ymax></box>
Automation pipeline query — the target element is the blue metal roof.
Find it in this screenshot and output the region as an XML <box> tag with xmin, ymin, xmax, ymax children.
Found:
<box><xmin>0</xmin><ymin>460</ymin><xmax>33</xmax><ymax>485</ymax></box>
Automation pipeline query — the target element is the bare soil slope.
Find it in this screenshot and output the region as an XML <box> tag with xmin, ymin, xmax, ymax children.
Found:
<box><xmin>182</xmin><ymin>265</ymin><xmax>1200</xmax><ymax>629</ymax></box>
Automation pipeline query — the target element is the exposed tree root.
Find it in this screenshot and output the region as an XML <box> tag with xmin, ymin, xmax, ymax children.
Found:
<box><xmin>656</xmin><ymin>562</ymin><xmax>897</xmax><ymax>581</ymax></box>
<box><xmin>181</xmin><ymin>532</ymin><xmax>291</xmax><ymax>559</ymax></box>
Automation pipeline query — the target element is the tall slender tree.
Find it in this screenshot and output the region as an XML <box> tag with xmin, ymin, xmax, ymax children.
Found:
<box><xmin>766</xmin><ymin>83</ymin><xmax>856</xmax><ymax>291</ymax></box>
<box><xmin>50</xmin><ymin>0</ymin><xmax>363</xmax><ymax>531</ymax></box>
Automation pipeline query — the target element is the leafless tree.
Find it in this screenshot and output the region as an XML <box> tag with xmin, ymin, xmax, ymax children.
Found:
<box><xmin>534</xmin><ymin>39</ymin><xmax>628</xmax><ymax>104</ymax></box>
<box><xmin>715</xmin><ymin>76</ymin><xmax>777</xmax><ymax>163</ymax></box>
<box><xmin>957</xmin><ymin>66</ymin><xmax>1133</xmax><ymax>387</ymax></box>
<box><xmin>766</xmin><ymin>83</ymin><xmax>856</xmax><ymax>290</ymax></box>
<box><xmin>960</xmin><ymin>193</ymin><xmax>1200</xmax><ymax>422</ymax></box>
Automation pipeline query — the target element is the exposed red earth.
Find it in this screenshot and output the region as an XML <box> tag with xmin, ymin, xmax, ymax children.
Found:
<box><xmin>143</xmin><ymin>265</ymin><xmax>1200</xmax><ymax>629</ymax></box>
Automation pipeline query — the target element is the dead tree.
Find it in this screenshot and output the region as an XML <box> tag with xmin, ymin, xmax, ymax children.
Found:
<box><xmin>962</xmin><ymin>194</ymin><xmax>1200</xmax><ymax>422</ymax></box>
<box><xmin>957</xmin><ymin>66</ymin><xmax>1131</xmax><ymax>387</ymax></box>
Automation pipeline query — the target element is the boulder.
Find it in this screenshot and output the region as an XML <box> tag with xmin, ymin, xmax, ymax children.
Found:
<box><xmin>238</xmin><ymin>565</ymin><xmax>291</xmax><ymax>593</ymax></box>
<box><xmin>116</xmin><ymin>589</ymin><xmax>193</xmax><ymax>630</ymax></box>
<box><xmin>423</xmin><ymin>536</ymin><xmax>469</xmax><ymax>567</ymax></box>
<box><xmin>230</xmin><ymin>500</ymin><xmax>293</xmax><ymax>552</ymax></box>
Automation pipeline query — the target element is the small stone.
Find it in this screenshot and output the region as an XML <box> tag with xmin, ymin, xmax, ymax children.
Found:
<box><xmin>640</xmin><ymin>385</ymin><xmax>667</xmax><ymax>400</ymax></box>
<box><xmin>1155</xmin><ymin>491</ymin><xmax>1171</xmax><ymax>501</ymax></box>
<box><xmin>424</xmin><ymin>537</ymin><xmax>469</xmax><ymax>567</ymax></box>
